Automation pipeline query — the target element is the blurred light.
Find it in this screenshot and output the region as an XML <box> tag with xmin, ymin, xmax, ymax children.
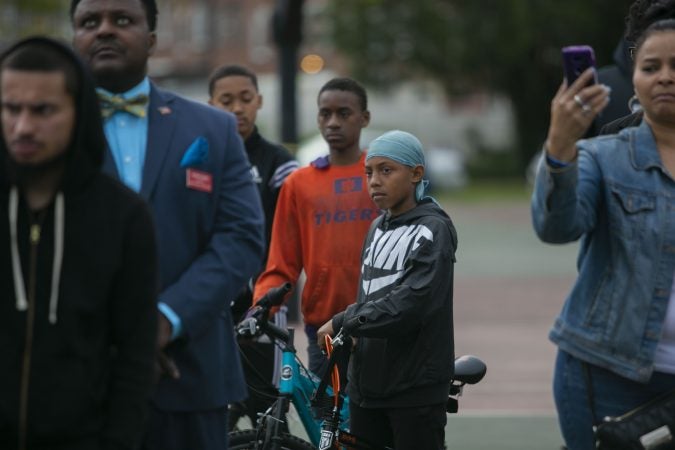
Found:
<box><xmin>300</xmin><ymin>54</ymin><xmax>324</xmax><ymax>74</ymax></box>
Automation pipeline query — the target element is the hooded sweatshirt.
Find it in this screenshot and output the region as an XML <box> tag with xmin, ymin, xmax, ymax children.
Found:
<box><xmin>333</xmin><ymin>200</ymin><xmax>457</xmax><ymax>408</ymax></box>
<box><xmin>0</xmin><ymin>37</ymin><xmax>158</xmax><ymax>450</ymax></box>
<box><xmin>593</xmin><ymin>38</ymin><xmax>636</xmax><ymax>134</ymax></box>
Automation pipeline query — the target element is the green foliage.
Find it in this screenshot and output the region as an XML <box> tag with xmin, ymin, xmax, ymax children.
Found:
<box><xmin>328</xmin><ymin>0</ymin><xmax>633</xmax><ymax>172</ymax></box>
<box><xmin>466</xmin><ymin>150</ymin><xmax>521</xmax><ymax>179</ymax></box>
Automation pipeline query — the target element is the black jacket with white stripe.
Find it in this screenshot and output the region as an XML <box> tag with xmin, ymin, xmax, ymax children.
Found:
<box><xmin>332</xmin><ymin>200</ymin><xmax>457</xmax><ymax>408</ymax></box>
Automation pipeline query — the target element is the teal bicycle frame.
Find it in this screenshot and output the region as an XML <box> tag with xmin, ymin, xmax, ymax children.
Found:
<box><xmin>236</xmin><ymin>285</ymin><xmax>349</xmax><ymax>449</ymax></box>
<box><xmin>234</xmin><ymin>283</ymin><xmax>486</xmax><ymax>450</ymax></box>
<box><xmin>275</xmin><ymin>328</ymin><xmax>348</xmax><ymax>446</ymax></box>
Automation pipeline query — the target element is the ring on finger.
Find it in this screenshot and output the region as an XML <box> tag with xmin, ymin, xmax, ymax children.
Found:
<box><xmin>573</xmin><ymin>94</ymin><xmax>585</xmax><ymax>107</ymax></box>
<box><xmin>573</xmin><ymin>94</ymin><xmax>592</xmax><ymax>115</ymax></box>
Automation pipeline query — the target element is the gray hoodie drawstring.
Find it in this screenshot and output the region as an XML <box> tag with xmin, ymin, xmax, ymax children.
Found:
<box><xmin>9</xmin><ymin>187</ymin><xmax>27</xmax><ymax>312</ymax></box>
<box><xmin>8</xmin><ymin>186</ymin><xmax>65</xmax><ymax>324</ymax></box>
<box><xmin>49</xmin><ymin>193</ymin><xmax>64</xmax><ymax>324</ymax></box>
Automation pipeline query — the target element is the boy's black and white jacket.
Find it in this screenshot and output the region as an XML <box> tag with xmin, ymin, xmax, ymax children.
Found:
<box><xmin>332</xmin><ymin>200</ymin><xmax>457</xmax><ymax>408</ymax></box>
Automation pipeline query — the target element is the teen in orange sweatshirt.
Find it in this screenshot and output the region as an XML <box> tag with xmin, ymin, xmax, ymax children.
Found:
<box><xmin>254</xmin><ymin>78</ymin><xmax>380</xmax><ymax>374</ymax></box>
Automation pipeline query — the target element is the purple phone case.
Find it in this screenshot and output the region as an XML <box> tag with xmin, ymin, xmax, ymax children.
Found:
<box><xmin>562</xmin><ymin>45</ymin><xmax>596</xmax><ymax>85</ymax></box>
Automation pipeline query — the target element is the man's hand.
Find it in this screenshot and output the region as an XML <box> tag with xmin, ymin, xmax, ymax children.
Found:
<box><xmin>154</xmin><ymin>312</ymin><xmax>180</xmax><ymax>380</ymax></box>
<box><xmin>317</xmin><ymin>320</ymin><xmax>334</xmax><ymax>351</ymax></box>
<box><xmin>156</xmin><ymin>351</ymin><xmax>180</xmax><ymax>380</ymax></box>
<box><xmin>157</xmin><ymin>312</ymin><xmax>173</xmax><ymax>349</ymax></box>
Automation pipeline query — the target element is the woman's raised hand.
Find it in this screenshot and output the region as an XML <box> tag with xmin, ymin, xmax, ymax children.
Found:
<box><xmin>545</xmin><ymin>68</ymin><xmax>611</xmax><ymax>162</ymax></box>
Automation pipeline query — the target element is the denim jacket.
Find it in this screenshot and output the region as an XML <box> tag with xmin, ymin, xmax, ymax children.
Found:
<box><xmin>531</xmin><ymin>120</ymin><xmax>675</xmax><ymax>383</ymax></box>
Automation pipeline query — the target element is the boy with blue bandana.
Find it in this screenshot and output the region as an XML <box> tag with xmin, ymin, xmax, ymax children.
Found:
<box><xmin>318</xmin><ymin>130</ymin><xmax>458</xmax><ymax>449</ymax></box>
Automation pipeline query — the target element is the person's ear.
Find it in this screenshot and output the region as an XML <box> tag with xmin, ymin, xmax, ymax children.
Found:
<box><xmin>361</xmin><ymin>110</ymin><xmax>371</xmax><ymax>128</ymax></box>
<box><xmin>257</xmin><ymin>94</ymin><xmax>263</xmax><ymax>111</ymax></box>
<box><xmin>148</xmin><ymin>32</ymin><xmax>157</xmax><ymax>57</ymax></box>
<box><xmin>411</xmin><ymin>165</ymin><xmax>424</xmax><ymax>183</ymax></box>
<box><xmin>208</xmin><ymin>98</ymin><xmax>215</xmax><ymax>106</ymax></box>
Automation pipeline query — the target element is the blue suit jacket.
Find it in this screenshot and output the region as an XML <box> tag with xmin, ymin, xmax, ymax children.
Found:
<box><xmin>102</xmin><ymin>84</ymin><xmax>265</xmax><ymax>411</ymax></box>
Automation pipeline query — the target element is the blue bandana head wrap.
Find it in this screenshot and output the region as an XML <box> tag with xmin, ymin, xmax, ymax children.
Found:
<box><xmin>366</xmin><ymin>130</ymin><xmax>436</xmax><ymax>204</ymax></box>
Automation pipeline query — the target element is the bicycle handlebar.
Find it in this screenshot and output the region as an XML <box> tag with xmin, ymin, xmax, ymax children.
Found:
<box><xmin>255</xmin><ymin>282</ymin><xmax>292</xmax><ymax>309</ymax></box>
<box><xmin>236</xmin><ymin>283</ymin><xmax>293</xmax><ymax>343</ymax></box>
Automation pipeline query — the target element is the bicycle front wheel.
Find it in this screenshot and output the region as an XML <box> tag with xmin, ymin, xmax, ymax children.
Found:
<box><xmin>228</xmin><ymin>429</ymin><xmax>314</xmax><ymax>450</ymax></box>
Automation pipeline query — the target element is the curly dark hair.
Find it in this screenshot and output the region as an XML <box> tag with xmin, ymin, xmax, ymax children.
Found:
<box><xmin>208</xmin><ymin>64</ymin><xmax>258</xmax><ymax>97</ymax></box>
<box><xmin>625</xmin><ymin>0</ymin><xmax>675</xmax><ymax>43</ymax></box>
<box><xmin>318</xmin><ymin>77</ymin><xmax>368</xmax><ymax>112</ymax></box>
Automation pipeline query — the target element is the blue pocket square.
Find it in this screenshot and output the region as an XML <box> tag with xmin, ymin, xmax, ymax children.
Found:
<box><xmin>180</xmin><ymin>136</ymin><xmax>209</xmax><ymax>167</ymax></box>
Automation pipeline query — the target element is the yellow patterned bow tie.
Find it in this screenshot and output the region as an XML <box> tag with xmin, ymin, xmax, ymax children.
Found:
<box><xmin>98</xmin><ymin>92</ymin><xmax>149</xmax><ymax>118</ymax></box>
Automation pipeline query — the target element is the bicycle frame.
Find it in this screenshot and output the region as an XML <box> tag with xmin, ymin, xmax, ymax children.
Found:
<box><xmin>315</xmin><ymin>334</ymin><xmax>391</xmax><ymax>450</ymax></box>
<box><xmin>235</xmin><ymin>283</ymin><xmax>486</xmax><ymax>450</ymax></box>
<box><xmin>277</xmin><ymin>328</ymin><xmax>328</xmax><ymax>446</ymax></box>
<box><xmin>243</xmin><ymin>321</ymin><xmax>349</xmax><ymax>448</ymax></box>
<box><xmin>315</xmin><ymin>330</ymin><xmax>487</xmax><ymax>450</ymax></box>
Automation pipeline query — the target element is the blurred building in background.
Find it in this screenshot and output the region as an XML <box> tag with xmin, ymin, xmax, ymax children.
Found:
<box><xmin>0</xmin><ymin>0</ymin><xmax>338</xmax><ymax>79</ymax></box>
<box><xmin>0</xmin><ymin>1</ymin><xmax>71</xmax><ymax>48</ymax></box>
<box><xmin>149</xmin><ymin>0</ymin><xmax>340</xmax><ymax>80</ymax></box>
<box><xmin>0</xmin><ymin>0</ymin><xmax>515</xmax><ymax>176</ymax></box>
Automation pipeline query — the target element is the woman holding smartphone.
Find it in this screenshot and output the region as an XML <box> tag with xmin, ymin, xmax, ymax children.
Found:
<box><xmin>532</xmin><ymin>19</ymin><xmax>675</xmax><ymax>450</ymax></box>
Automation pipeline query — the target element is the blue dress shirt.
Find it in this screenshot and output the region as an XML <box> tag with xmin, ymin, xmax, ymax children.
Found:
<box><xmin>98</xmin><ymin>78</ymin><xmax>150</xmax><ymax>193</ymax></box>
<box><xmin>99</xmin><ymin>77</ymin><xmax>182</xmax><ymax>339</ymax></box>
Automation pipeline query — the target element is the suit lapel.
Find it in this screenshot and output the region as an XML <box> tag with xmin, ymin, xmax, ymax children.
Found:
<box><xmin>102</xmin><ymin>141</ymin><xmax>120</xmax><ymax>179</ymax></box>
<box><xmin>141</xmin><ymin>84</ymin><xmax>178</xmax><ymax>201</ymax></box>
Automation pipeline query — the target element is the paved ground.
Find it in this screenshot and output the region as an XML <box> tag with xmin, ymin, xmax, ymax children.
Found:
<box><xmin>285</xmin><ymin>199</ymin><xmax>579</xmax><ymax>448</ymax></box>
<box><xmin>450</xmin><ymin>201</ymin><xmax>577</xmax><ymax>416</ymax></box>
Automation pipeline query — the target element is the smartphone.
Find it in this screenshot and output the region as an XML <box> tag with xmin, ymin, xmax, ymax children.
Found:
<box><xmin>562</xmin><ymin>45</ymin><xmax>597</xmax><ymax>86</ymax></box>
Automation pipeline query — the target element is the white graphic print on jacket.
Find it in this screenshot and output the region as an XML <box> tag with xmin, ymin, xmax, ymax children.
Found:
<box><xmin>362</xmin><ymin>224</ymin><xmax>433</xmax><ymax>295</ymax></box>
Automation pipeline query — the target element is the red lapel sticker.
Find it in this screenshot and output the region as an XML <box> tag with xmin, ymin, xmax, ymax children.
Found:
<box><xmin>186</xmin><ymin>168</ymin><xmax>213</xmax><ymax>193</ymax></box>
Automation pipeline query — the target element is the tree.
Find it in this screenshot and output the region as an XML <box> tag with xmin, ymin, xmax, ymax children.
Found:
<box><xmin>328</xmin><ymin>0</ymin><xmax>632</xmax><ymax>173</ymax></box>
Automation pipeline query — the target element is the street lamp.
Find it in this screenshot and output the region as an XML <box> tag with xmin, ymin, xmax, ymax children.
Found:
<box><xmin>272</xmin><ymin>0</ymin><xmax>303</xmax><ymax>147</ymax></box>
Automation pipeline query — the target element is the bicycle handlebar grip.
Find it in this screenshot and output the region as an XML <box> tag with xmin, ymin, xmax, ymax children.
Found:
<box><xmin>256</xmin><ymin>282</ymin><xmax>292</xmax><ymax>308</ymax></box>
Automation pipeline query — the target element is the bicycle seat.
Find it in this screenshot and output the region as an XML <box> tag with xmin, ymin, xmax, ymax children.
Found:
<box><xmin>453</xmin><ymin>355</ymin><xmax>486</xmax><ymax>385</ymax></box>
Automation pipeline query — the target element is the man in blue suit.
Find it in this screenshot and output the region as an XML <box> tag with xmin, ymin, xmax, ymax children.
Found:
<box><xmin>70</xmin><ymin>0</ymin><xmax>265</xmax><ymax>448</ymax></box>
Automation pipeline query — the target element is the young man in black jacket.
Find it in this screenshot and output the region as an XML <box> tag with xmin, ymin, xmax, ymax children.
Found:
<box><xmin>207</xmin><ymin>64</ymin><xmax>298</xmax><ymax>320</ymax></box>
<box><xmin>0</xmin><ymin>37</ymin><xmax>158</xmax><ymax>449</ymax></box>
<box><xmin>208</xmin><ymin>64</ymin><xmax>298</xmax><ymax>429</ymax></box>
<box><xmin>318</xmin><ymin>130</ymin><xmax>457</xmax><ymax>449</ymax></box>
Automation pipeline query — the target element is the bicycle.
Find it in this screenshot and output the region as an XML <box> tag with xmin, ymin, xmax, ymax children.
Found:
<box><xmin>229</xmin><ymin>282</ymin><xmax>348</xmax><ymax>450</ymax></box>
<box><xmin>313</xmin><ymin>320</ymin><xmax>487</xmax><ymax>450</ymax></box>
<box><xmin>228</xmin><ymin>283</ymin><xmax>487</xmax><ymax>449</ymax></box>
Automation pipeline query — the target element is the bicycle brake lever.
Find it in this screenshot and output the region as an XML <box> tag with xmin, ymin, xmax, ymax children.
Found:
<box><xmin>330</xmin><ymin>330</ymin><xmax>345</xmax><ymax>348</ymax></box>
<box><xmin>237</xmin><ymin>317</ymin><xmax>258</xmax><ymax>336</ymax></box>
<box><xmin>248</xmin><ymin>317</ymin><xmax>257</xmax><ymax>336</ymax></box>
